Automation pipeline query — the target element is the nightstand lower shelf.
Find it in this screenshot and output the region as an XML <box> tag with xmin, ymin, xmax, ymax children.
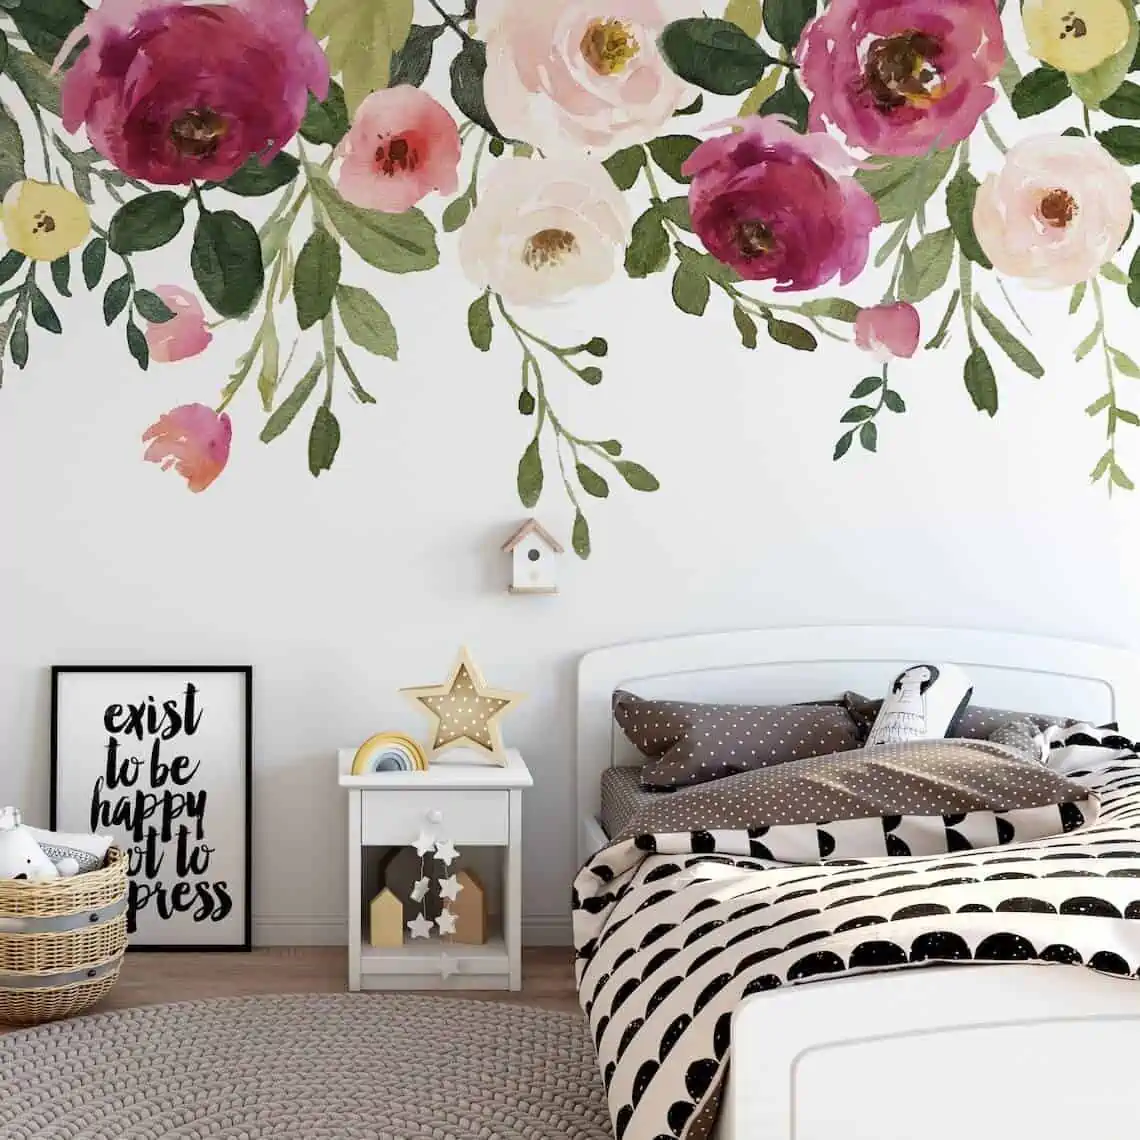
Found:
<box><xmin>359</xmin><ymin>934</ymin><xmax>509</xmax><ymax>991</ymax></box>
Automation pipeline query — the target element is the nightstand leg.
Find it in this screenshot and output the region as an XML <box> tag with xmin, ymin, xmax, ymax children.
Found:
<box><xmin>506</xmin><ymin>789</ymin><xmax>522</xmax><ymax>992</ymax></box>
<box><xmin>348</xmin><ymin>789</ymin><xmax>361</xmax><ymax>992</ymax></box>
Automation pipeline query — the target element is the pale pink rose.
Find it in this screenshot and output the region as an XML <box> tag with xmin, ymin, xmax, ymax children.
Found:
<box><xmin>142</xmin><ymin>403</ymin><xmax>232</xmax><ymax>492</ymax></box>
<box><xmin>145</xmin><ymin>285</ymin><xmax>212</xmax><ymax>363</ymax></box>
<box><xmin>459</xmin><ymin>157</ymin><xmax>631</xmax><ymax>305</ymax></box>
<box><xmin>483</xmin><ymin>0</ymin><xmax>694</xmax><ymax>158</ymax></box>
<box><xmin>336</xmin><ymin>86</ymin><xmax>461</xmax><ymax>213</ymax></box>
<box><xmin>855</xmin><ymin>302</ymin><xmax>920</xmax><ymax>359</ymax></box>
<box><xmin>973</xmin><ymin>134</ymin><xmax>1132</xmax><ymax>289</ymax></box>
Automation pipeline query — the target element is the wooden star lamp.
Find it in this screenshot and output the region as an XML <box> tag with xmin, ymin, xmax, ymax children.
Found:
<box><xmin>401</xmin><ymin>648</ymin><xmax>524</xmax><ymax>766</ymax></box>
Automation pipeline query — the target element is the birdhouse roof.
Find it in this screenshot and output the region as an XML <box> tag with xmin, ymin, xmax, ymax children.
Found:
<box><xmin>501</xmin><ymin>518</ymin><xmax>565</xmax><ymax>554</ymax></box>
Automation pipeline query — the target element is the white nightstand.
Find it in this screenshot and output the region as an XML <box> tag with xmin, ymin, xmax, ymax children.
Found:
<box><xmin>338</xmin><ymin>749</ymin><xmax>533</xmax><ymax>992</ymax></box>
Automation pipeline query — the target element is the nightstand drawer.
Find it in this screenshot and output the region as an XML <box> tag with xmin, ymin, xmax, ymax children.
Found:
<box><xmin>361</xmin><ymin>789</ymin><xmax>509</xmax><ymax>846</ymax></box>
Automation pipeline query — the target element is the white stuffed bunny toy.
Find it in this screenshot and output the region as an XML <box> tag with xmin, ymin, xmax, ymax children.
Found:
<box><xmin>0</xmin><ymin>808</ymin><xmax>80</xmax><ymax>880</ymax></box>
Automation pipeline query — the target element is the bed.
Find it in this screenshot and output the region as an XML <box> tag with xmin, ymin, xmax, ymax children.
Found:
<box><xmin>575</xmin><ymin>626</ymin><xmax>1140</xmax><ymax>1140</ymax></box>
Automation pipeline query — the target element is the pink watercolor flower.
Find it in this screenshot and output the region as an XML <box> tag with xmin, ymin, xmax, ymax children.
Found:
<box><xmin>145</xmin><ymin>286</ymin><xmax>213</xmax><ymax>363</ymax></box>
<box><xmin>336</xmin><ymin>87</ymin><xmax>461</xmax><ymax>214</ymax></box>
<box><xmin>682</xmin><ymin>117</ymin><xmax>880</xmax><ymax>291</ymax></box>
<box><xmin>56</xmin><ymin>0</ymin><xmax>328</xmax><ymax>185</ymax></box>
<box><xmin>142</xmin><ymin>403</ymin><xmax>232</xmax><ymax>493</ymax></box>
<box><xmin>855</xmin><ymin>302</ymin><xmax>920</xmax><ymax>359</ymax></box>
<box><xmin>797</xmin><ymin>0</ymin><xmax>1006</xmax><ymax>157</ymax></box>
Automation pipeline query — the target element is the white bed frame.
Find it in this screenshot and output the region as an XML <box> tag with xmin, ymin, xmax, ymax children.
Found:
<box><xmin>577</xmin><ymin>626</ymin><xmax>1140</xmax><ymax>1140</ymax></box>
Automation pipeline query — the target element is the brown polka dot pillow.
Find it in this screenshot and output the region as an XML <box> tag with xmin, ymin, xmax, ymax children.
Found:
<box><xmin>612</xmin><ymin>691</ymin><xmax>862</xmax><ymax>790</ymax></box>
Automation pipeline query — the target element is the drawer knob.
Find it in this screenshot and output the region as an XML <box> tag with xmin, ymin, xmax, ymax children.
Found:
<box><xmin>426</xmin><ymin>809</ymin><xmax>443</xmax><ymax>824</ymax></box>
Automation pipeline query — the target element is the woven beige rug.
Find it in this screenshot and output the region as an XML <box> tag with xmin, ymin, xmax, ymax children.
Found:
<box><xmin>0</xmin><ymin>993</ymin><xmax>612</xmax><ymax>1139</ymax></box>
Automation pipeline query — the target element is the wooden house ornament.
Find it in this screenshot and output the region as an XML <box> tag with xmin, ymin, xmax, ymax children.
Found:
<box><xmin>502</xmin><ymin>518</ymin><xmax>563</xmax><ymax>595</ymax></box>
<box><xmin>369</xmin><ymin>887</ymin><xmax>404</xmax><ymax>948</ymax></box>
<box><xmin>449</xmin><ymin>869</ymin><xmax>487</xmax><ymax>945</ymax></box>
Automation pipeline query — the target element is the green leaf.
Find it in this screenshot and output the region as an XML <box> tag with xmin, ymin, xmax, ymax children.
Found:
<box><xmin>603</xmin><ymin>146</ymin><xmax>646</xmax><ymax>191</ymax></box>
<box><xmin>450</xmin><ymin>38</ymin><xmax>504</xmax><ymax>140</ymax></box>
<box><xmin>924</xmin><ymin>287</ymin><xmax>960</xmax><ymax>350</ymax></box>
<box><xmin>7</xmin><ymin>0</ymin><xmax>87</xmax><ymax>63</ymax></box>
<box><xmin>517</xmin><ymin>439</ymin><xmax>543</xmax><ymax>508</ymax></box>
<box><xmin>1129</xmin><ymin>244</ymin><xmax>1140</xmax><ymax>306</ymax></box>
<box><xmin>673</xmin><ymin>94</ymin><xmax>704</xmax><ymax>116</ymax></box>
<box><xmin>133</xmin><ymin>289</ymin><xmax>176</xmax><ymax>323</ymax></box>
<box><xmin>29</xmin><ymin>284</ymin><xmax>60</xmax><ymax>333</ymax></box>
<box><xmin>859</xmin><ymin>421</ymin><xmax>878</xmax><ymax>453</ymax></box>
<box><xmin>572</xmin><ymin>510</ymin><xmax>591</xmax><ymax>559</ymax></box>
<box><xmin>467</xmin><ymin>292</ymin><xmax>493</xmax><ymax>351</ymax></box>
<box><xmin>673</xmin><ymin>241</ymin><xmax>740</xmax><ymax>286</ymax></box>
<box><xmin>49</xmin><ymin>255</ymin><xmax>70</xmax><ymax>297</ymax></box>
<box><xmin>125</xmin><ymin>321</ymin><xmax>149</xmax><ymax>371</ymax></box>
<box><xmin>849</xmin><ymin>376</ymin><xmax>882</xmax><ymax>399</ymax></box>
<box><xmin>615</xmin><ymin>460</ymin><xmax>660</xmax><ymax>492</ymax></box>
<box><xmin>657</xmin><ymin>18</ymin><xmax>775</xmax><ymax>96</ymax></box>
<box><xmin>725</xmin><ymin>0</ymin><xmax>764</xmax><ymax>36</ymax></box>
<box><xmin>739</xmin><ymin>67</ymin><xmax>783</xmax><ymax>116</ymax></box>
<box><xmin>308</xmin><ymin>405</ymin><xmax>341</xmax><ymax>477</ymax></box>
<box><xmin>1071</xmin><ymin>0</ymin><xmax>1138</xmax><ymax>108</ymax></box>
<box><xmin>300</xmin><ymin>81</ymin><xmax>351</xmax><ymax>147</ymax></box>
<box><xmin>973</xmin><ymin>296</ymin><xmax>1045</xmax><ymax>379</ymax></box>
<box><xmin>625</xmin><ymin>208</ymin><xmax>671</xmax><ymax>278</ymax></box>
<box><xmin>442</xmin><ymin>195</ymin><xmax>472</xmax><ymax>232</ymax></box>
<box><xmin>1097</xmin><ymin>125</ymin><xmax>1140</xmax><ymax>163</ymax></box>
<box><xmin>898</xmin><ymin>227</ymin><xmax>955</xmax><ymax>302</ymax></box>
<box><xmin>659</xmin><ymin>196</ymin><xmax>693</xmax><ymax>232</ymax></box>
<box><xmin>103</xmin><ymin>276</ymin><xmax>131</xmax><ymax>326</ymax></box>
<box><xmin>840</xmin><ymin>405</ymin><xmax>875</xmax><ymax>423</ymax></box>
<box><xmin>336</xmin><ymin>346</ymin><xmax>376</xmax><ymax>406</ymax></box>
<box><xmin>261</xmin><ymin>354</ymin><xmax>324</xmax><ymax>443</ymax></box>
<box><xmin>856</xmin><ymin>147</ymin><xmax>956</xmax><ymax>224</ymax></box>
<box><xmin>0</xmin><ymin>250</ymin><xmax>25</xmax><ymax>286</ymax></box>
<box><xmin>672</xmin><ymin>262</ymin><xmax>710</xmax><ymax>316</ymax></box>
<box><xmin>0</xmin><ymin>102</ymin><xmax>24</xmax><ymax>197</ymax></box>
<box><xmin>258</xmin><ymin>318</ymin><xmax>280</xmax><ymax>410</ymax></box>
<box><xmin>579</xmin><ymin>365</ymin><xmax>603</xmax><ymax>385</ymax></box>
<box><xmin>1116</xmin><ymin>407</ymin><xmax>1140</xmax><ymax>425</ymax></box>
<box><xmin>108</xmin><ymin>192</ymin><xmax>186</xmax><ymax>254</ymax></box>
<box><xmin>576</xmin><ymin>463</ymin><xmax>610</xmax><ymax>498</ymax></box>
<box><xmin>517</xmin><ymin>389</ymin><xmax>535</xmax><ymax>416</ymax></box>
<box><xmin>1087</xmin><ymin>394</ymin><xmax>1112</xmax><ymax>416</ymax></box>
<box><xmin>1102</xmin><ymin>79</ymin><xmax>1140</xmax><ymax>118</ymax></box>
<box><xmin>192</xmin><ymin>209</ymin><xmax>264</xmax><ymax>317</ymax></box>
<box><xmin>1091</xmin><ymin>453</ymin><xmax>1113</xmax><ymax>485</ymax></box>
<box><xmin>1113</xmin><ymin>346</ymin><xmax>1140</xmax><ymax>378</ymax></box>
<box><xmin>945</xmin><ymin>166</ymin><xmax>992</xmax><ymax>269</ymax></box>
<box><xmin>759</xmin><ymin>72</ymin><xmax>809</xmax><ymax>132</ymax></box>
<box><xmin>582</xmin><ymin>337</ymin><xmax>608</xmax><ymax>356</ymax></box>
<box><xmin>389</xmin><ymin>23</ymin><xmax>445</xmax><ymax>88</ymax></box>
<box><xmin>800</xmin><ymin>297</ymin><xmax>860</xmax><ymax>322</ymax></box>
<box><xmin>646</xmin><ymin>135</ymin><xmax>701</xmax><ymax>183</ymax></box>
<box><xmin>0</xmin><ymin>28</ymin><xmax>7</xmax><ymax>74</ymax></box>
<box><xmin>1102</xmin><ymin>261</ymin><xmax>1130</xmax><ymax>285</ymax></box>
<box><xmin>964</xmin><ymin>344</ymin><xmax>998</xmax><ymax>416</ymax></box>
<box><xmin>293</xmin><ymin>228</ymin><xmax>341</xmax><ymax>330</ymax></box>
<box><xmin>884</xmin><ymin>390</ymin><xmax>907</xmax><ymax>413</ymax></box>
<box><xmin>766</xmin><ymin>317</ymin><xmax>817</xmax><ymax>351</ymax></box>
<box><xmin>763</xmin><ymin>0</ymin><xmax>817</xmax><ymax>49</ymax></box>
<box><xmin>82</xmin><ymin>241</ymin><xmax>106</xmax><ymax>294</ymax></box>
<box><xmin>1133</xmin><ymin>183</ymin><xmax>1140</xmax><ymax>212</ymax></box>
<box><xmin>216</xmin><ymin>153</ymin><xmax>300</xmax><ymax>197</ymax></box>
<box><xmin>833</xmin><ymin>432</ymin><xmax>854</xmax><ymax>461</ymax></box>
<box><xmin>1011</xmin><ymin>66</ymin><xmax>1070</xmax><ymax>118</ymax></box>
<box><xmin>10</xmin><ymin>322</ymin><xmax>28</xmax><ymax>369</ymax></box>
<box><xmin>310</xmin><ymin>173</ymin><xmax>439</xmax><ymax>274</ymax></box>
<box><xmin>1070</xmin><ymin>281</ymin><xmax>1088</xmax><ymax>314</ymax></box>
<box><xmin>307</xmin><ymin>0</ymin><xmax>412</xmax><ymax>110</ymax></box>
<box><xmin>733</xmin><ymin>304</ymin><xmax>758</xmax><ymax>349</ymax></box>
<box><xmin>6</xmin><ymin>49</ymin><xmax>62</xmax><ymax>118</ymax></box>
<box><xmin>336</xmin><ymin>284</ymin><xmax>398</xmax><ymax>359</ymax></box>
<box><xmin>997</xmin><ymin>53</ymin><xmax>1024</xmax><ymax>101</ymax></box>
<box><xmin>1076</xmin><ymin>324</ymin><xmax>1101</xmax><ymax>360</ymax></box>
<box><xmin>1112</xmin><ymin>463</ymin><xmax>1136</xmax><ymax>490</ymax></box>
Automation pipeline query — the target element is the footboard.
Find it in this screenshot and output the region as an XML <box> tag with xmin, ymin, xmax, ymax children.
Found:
<box><xmin>721</xmin><ymin>964</ymin><xmax>1140</xmax><ymax>1140</ymax></box>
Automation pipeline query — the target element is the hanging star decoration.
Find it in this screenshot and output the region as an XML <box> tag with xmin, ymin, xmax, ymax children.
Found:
<box><xmin>438</xmin><ymin>874</ymin><xmax>463</xmax><ymax>903</ymax></box>
<box><xmin>405</xmin><ymin>835</ymin><xmax>465</xmax><ymax>952</ymax></box>
<box><xmin>407</xmin><ymin>912</ymin><xmax>434</xmax><ymax>940</ymax></box>
<box><xmin>401</xmin><ymin>647</ymin><xmax>524</xmax><ymax>765</ymax></box>
<box><xmin>436</xmin><ymin>909</ymin><xmax>458</xmax><ymax>936</ymax></box>
<box><xmin>433</xmin><ymin>839</ymin><xmax>459</xmax><ymax>867</ymax></box>
<box><xmin>410</xmin><ymin>877</ymin><xmax>431</xmax><ymax>904</ymax></box>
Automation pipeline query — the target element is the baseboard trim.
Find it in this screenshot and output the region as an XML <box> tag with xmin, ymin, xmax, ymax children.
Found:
<box><xmin>253</xmin><ymin>914</ymin><xmax>572</xmax><ymax>948</ymax></box>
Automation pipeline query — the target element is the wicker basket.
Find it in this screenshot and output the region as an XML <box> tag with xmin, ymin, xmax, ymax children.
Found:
<box><xmin>0</xmin><ymin>847</ymin><xmax>128</xmax><ymax>1026</ymax></box>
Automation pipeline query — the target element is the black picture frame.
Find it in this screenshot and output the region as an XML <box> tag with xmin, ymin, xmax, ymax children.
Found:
<box><xmin>51</xmin><ymin>664</ymin><xmax>253</xmax><ymax>952</ymax></box>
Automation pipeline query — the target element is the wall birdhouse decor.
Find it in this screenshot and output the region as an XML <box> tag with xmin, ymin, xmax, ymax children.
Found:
<box><xmin>502</xmin><ymin>519</ymin><xmax>563</xmax><ymax>595</ymax></box>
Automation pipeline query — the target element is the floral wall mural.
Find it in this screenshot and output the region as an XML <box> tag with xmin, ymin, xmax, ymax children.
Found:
<box><xmin>1</xmin><ymin>0</ymin><xmax>1139</xmax><ymax>555</ymax></box>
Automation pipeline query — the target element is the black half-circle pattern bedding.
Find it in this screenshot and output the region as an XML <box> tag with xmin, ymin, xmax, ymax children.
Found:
<box><xmin>573</xmin><ymin>724</ymin><xmax>1140</xmax><ymax>1140</ymax></box>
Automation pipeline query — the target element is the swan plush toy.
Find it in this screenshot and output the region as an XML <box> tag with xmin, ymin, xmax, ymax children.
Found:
<box><xmin>0</xmin><ymin>808</ymin><xmax>81</xmax><ymax>880</ymax></box>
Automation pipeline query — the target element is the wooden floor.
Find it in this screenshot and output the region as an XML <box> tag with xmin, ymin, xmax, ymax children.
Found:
<box><xmin>2</xmin><ymin>947</ymin><xmax>580</xmax><ymax>1033</ymax></box>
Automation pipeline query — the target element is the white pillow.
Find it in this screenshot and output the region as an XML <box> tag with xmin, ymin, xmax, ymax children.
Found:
<box><xmin>866</xmin><ymin>663</ymin><xmax>973</xmax><ymax>747</ymax></box>
<box><xmin>27</xmin><ymin>826</ymin><xmax>113</xmax><ymax>874</ymax></box>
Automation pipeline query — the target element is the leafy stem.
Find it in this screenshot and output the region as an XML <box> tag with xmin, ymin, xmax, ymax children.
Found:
<box><xmin>425</xmin><ymin>0</ymin><xmax>473</xmax><ymax>43</ymax></box>
<box><xmin>1086</xmin><ymin>277</ymin><xmax>1137</xmax><ymax>493</ymax></box>
<box><xmin>833</xmin><ymin>364</ymin><xmax>906</xmax><ymax>459</ymax></box>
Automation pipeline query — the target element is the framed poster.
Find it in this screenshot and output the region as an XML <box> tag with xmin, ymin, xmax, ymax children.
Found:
<box><xmin>51</xmin><ymin>665</ymin><xmax>252</xmax><ymax>951</ymax></box>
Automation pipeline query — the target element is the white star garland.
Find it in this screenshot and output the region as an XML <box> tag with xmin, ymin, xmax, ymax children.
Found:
<box><xmin>406</xmin><ymin>834</ymin><xmax>463</xmax><ymax>969</ymax></box>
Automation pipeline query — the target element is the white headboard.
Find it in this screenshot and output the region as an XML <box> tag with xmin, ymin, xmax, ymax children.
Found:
<box><xmin>576</xmin><ymin>626</ymin><xmax>1140</xmax><ymax>859</ymax></box>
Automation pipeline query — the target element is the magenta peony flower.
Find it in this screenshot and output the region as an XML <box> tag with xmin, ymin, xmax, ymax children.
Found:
<box><xmin>855</xmin><ymin>302</ymin><xmax>920</xmax><ymax>358</ymax></box>
<box><xmin>797</xmin><ymin>0</ymin><xmax>1005</xmax><ymax>157</ymax></box>
<box><xmin>337</xmin><ymin>87</ymin><xmax>461</xmax><ymax>214</ymax></box>
<box><xmin>682</xmin><ymin>117</ymin><xmax>880</xmax><ymax>291</ymax></box>
<box><xmin>56</xmin><ymin>0</ymin><xmax>328</xmax><ymax>185</ymax></box>
<box><xmin>145</xmin><ymin>286</ymin><xmax>213</xmax><ymax>363</ymax></box>
<box><xmin>142</xmin><ymin>403</ymin><xmax>232</xmax><ymax>492</ymax></box>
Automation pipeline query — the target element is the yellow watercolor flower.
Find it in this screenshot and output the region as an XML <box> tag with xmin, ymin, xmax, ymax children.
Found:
<box><xmin>1</xmin><ymin>180</ymin><xmax>90</xmax><ymax>262</ymax></box>
<box><xmin>1022</xmin><ymin>0</ymin><xmax>1131</xmax><ymax>74</ymax></box>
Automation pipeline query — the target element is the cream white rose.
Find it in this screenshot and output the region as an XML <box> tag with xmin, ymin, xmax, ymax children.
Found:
<box><xmin>483</xmin><ymin>0</ymin><xmax>694</xmax><ymax>159</ymax></box>
<box><xmin>459</xmin><ymin>157</ymin><xmax>632</xmax><ymax>305</ymax></box>
<box><xmin>973</xmin><ymin>134</ymin><xmax>1132</xmax><ymax>288</ymax></box>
